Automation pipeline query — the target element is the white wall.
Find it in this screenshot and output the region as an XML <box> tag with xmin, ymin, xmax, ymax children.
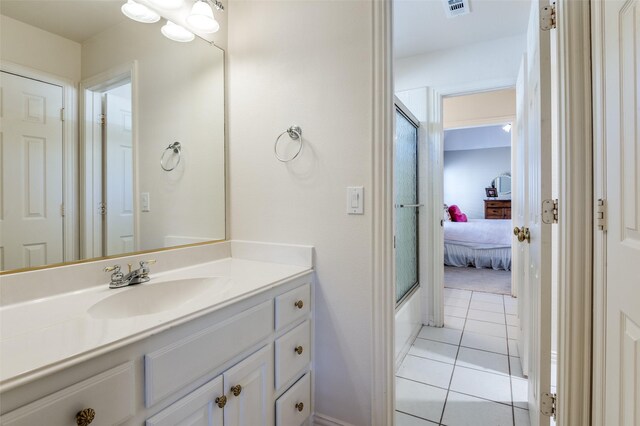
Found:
<box><xmin>0</xmin><ymin>15</ymin><xmax>81</xmax><ymax>82</ymax></box>
<box><xmin>395</xmin><ymin>34</ymin><xmax>526</xmax><ymax>94</ymax></box>
<box><xmin>81</xmin><ymin>20</ymin><xmax>226</xmax><ymax>249</ymax></box>
<box><xmin>227</xmin><ymin>1</ymin><xmax>375</xmax><ymax>423</ymax></box>
<box><xmin>443</xmin><ymin>147</ymin><xmax>511</xmax><ymax>219</ymax></box>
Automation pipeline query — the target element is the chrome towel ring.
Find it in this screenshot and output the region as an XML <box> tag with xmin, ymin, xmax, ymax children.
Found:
<box><xmin>161</xmin><ymin>142</ymin><xmax>182</xmax><ymax>171</ymax></box>
<box><xmin>274</xmin><ymin>126</ymin><xmax>303</xmax><ymax>162</ymax></box>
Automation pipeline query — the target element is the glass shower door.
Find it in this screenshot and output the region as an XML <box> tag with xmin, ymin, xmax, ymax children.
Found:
<box><xmin>394</xmin><ymin>107</ymin><xmax>419</xmax><ymax>305</ymax></box>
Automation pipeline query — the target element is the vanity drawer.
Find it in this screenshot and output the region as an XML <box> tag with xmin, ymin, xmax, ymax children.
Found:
<box><xmin>1</xmin><ymin>362</ymin><xmax>134</xmax><ymax>426</ymax></box>
<box><xmin>276</xmin><ymin>373</ymin><xmax>311</xmax><ymax>426</ymax></box>
<box><xmin>275</xmin><ymin>284</ymin><xmax>310</xmax><ymax>330</ymax></box>
<box><xmin>275</xmin><ymin>320</ymin><xmax>310</xmax><ymax>390</ymax></box>
<box><xmin>145</xmin><ymin>300</ymin><xmax>273</xmax><ymax>407</ymax></box>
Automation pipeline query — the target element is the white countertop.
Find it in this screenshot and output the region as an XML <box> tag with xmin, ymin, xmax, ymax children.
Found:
<box><xmin>0</xmin><ymin>257</ymin><xmax>311</xmax><ymax>391</ymax></box>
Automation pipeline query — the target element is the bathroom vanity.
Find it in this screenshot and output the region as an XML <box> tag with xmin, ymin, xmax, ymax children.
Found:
<box><xmin>0</xmin><ymin>241</ymin><xmax>313</xmax><ymax>426</ymax></box>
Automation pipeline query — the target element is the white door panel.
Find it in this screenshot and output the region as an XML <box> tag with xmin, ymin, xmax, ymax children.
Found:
<box><xmin>513</xmin><ymin>2</ymin><xmax>553</xmax><ymax>425</ymax></box>
<box><xmin>515</xmin><ymin>55</ymin><xmax>531</xmax><ymax>376</ymax></box>
<box><xmin>104</xmin><ymin>84</ymin><xmax>134</xmax><ymax>256</ymax></box>
<box><xmin>603</xmin><ymin>0</ymin><xmax>640</xmax><ymax>424</ymax></box>
<box><xmin>0</xmin><ymin>71</ymin><xmax>64</xmax><ymax>270</ymax></box>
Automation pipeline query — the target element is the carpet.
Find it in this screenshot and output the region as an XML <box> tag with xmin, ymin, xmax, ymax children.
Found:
<box><xmin>444</xmin><ymin>265</ymin><xmax>512</xmax><ymax>295</ymax></box>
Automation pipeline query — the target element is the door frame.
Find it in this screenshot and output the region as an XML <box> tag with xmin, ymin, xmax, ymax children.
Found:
<box><xmin>79</xmin><ymin>62</ymin><xmax>139</xmax><ymax>259</ymax></box>
<box><xmin>0</xmin><ymin>61</ymin><xmax>78</xmax><ymax>264</ymax></box>
<box><xmin>590</xmin><ymin>0</ymin><xmax>607</xmax><ymax>424</ymax></box>
<box><xmin>370</xmin><ymin>0</ymin><xmax>594</xmax><ymax>423</ymax></box>
<box><xmin>428</xmin><ymin>84</ymin><xmax>516</xmax><ymax>329</ymax></box>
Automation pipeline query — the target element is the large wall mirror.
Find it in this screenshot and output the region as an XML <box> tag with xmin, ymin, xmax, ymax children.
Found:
<box><xmin>0</xmin><ymin>0</ymin><xmax>225</xmax><ymax>273</ymax></box>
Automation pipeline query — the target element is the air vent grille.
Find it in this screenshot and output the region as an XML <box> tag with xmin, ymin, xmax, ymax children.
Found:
<box><xmin>443</xmin><ymin>0</ymin><xmax>470</xmax><ymax>18</ymax></box>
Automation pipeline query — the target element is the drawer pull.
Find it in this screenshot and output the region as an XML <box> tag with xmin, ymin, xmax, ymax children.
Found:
<box><xmin>294</xmin><ymin>300</ymin><xmax>304</xmax><ymax>309</ymax></box>
<box><xmin>215</xmin><ymin>395</ymin><xmax>227</xmax><ymax>408</ymax></box>
<box><xmin>231</xmin><ymin>384</ymin><xmax>242</xmax><ymax>397</ymax></box>
<box><xmin>294</xmin><ymin>345</ymin><xmax>304</xmax><ymax>355</ymax></box>
<box><xmin>75</xmin><ymin>408</ymin><xmax>96</xmax><ymax>426</ymax></box>
<box><xmin>295</xmin><ymin>402</ymin><xmax>304</xmax><ymax>412</ymax></box>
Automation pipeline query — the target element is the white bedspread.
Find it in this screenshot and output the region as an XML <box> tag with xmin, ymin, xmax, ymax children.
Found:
<box><xmin>444</xmin><ymin>219</ymin><xmax>512</xmax><ymax>247</ymax></box>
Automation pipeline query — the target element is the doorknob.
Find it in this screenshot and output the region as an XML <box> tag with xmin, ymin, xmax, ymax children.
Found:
<box><xmin>513</xmin><ymin>226</ymin><xmax>531</xmax><ymax>243</ymax></box>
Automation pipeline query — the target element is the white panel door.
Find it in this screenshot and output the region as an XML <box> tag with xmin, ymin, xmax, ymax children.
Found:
<box><xmin>0</xmin><ymin>71</ymin><xmax>64</xmax><ymax>270</ymax></box>
<box><xmin>223</xmin><ymin>345</ymin><xmax>273</xmax><ymax>426</ymax></box>
<box><xmin>104</xmin><ymin>83</ymin><xmax>134</xmax><ymax>256</ymax></box>
<box><xmin>603</xmin><ymin>0</ymin><xmax>640</xmax><ymax>424</ymax></box>
<box><xmin>523</xmin><ymin>2</ymin><xmax>553</xmax><ymax>425</ymax></box>
<box><xmin>514</xmin><ymin>55</ymin><xmax>531</xmax><ymax>377</ymax></box>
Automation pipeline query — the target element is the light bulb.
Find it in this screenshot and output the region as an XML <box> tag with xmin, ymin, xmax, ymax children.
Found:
<box><xmin>147</xmin><ymin>0</ymin><xmax>183</xmax><ymax>9</ymax></box>
<box><xmin>161</xmin><ymin>21</ymin><xmax>195</xmax><ymax>42</ymax></box>
<box><xmin>121</xmin><ymin>0</ymin><xmax>161</xmax><ymax>23</ymax></box>
<box><xmin>186</xmin><ymin>0</ymin><xmax>220</xmax><ymax>33</ymax></box>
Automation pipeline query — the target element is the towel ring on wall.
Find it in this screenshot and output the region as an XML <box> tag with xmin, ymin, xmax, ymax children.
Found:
<box><xmin>274</xmin><ymin>126</ymin><xmax>303</xmax><ymax>162</ymax></box>
<box><xmin>161</xmin><ymin>142</ymin><xmax>182</xmax><ymax>171</ymax></box>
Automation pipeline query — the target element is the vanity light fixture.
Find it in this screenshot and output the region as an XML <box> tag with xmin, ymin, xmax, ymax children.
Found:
<box><xmin>186</xmin><ymin>0</ymin><xmax>220</xmax><ymax>33</ymax></box>
<box><xmin>161</xmin><ymin>20</ymin><xmax>195</xmax><ymax>42</ymax></box>
<box><xmin>121</xmin><ymin>0</ymin><xmax>161</xmax><ymax>23</ymax></box>
<box><xmin>147</xmin><ymin>0</ymin><xmax>184</xmax><ymax>9</ymax></box>
<box><xmin>502</xmin><ymin>123</ymin><xmax>512</xmax><ymax>133</ymax></box>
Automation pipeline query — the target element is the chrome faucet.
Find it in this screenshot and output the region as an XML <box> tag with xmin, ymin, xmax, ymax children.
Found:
<box><xmin>104</xmin><ymin>260</ymin><xmax>156</xmax><ymax>289</ymax></box>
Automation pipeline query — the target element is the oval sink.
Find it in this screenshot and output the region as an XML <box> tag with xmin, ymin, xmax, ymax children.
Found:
<box><xmin>88</xmin><ymin>277</ymin><xmax>222</xmax><ymax>319</ymax></box>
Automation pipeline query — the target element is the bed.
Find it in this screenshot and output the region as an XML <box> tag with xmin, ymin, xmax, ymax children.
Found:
<box><xmin>443</xmin><ymin>219</ymin><xmax>512</xmax><ymax>271</ymax></box>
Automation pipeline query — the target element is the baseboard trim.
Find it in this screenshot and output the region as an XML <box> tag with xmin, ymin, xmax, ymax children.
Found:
<box><xmin>313</xmin><ymin>413</ymin><xmax>356</xmax><ymax>426</ymax></box>
<box><xmin>395</xmin><ymin>322</ymin><xmax>421</xmax><ymax>371</ymax></box>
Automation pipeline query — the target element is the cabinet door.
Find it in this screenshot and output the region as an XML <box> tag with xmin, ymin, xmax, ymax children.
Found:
<box><xmin>224</xmin><ymin>345</ymin><xmax>274</xmax><ymax>426</ymax></box>
<box><xmin>146</xmin><ymin>375</ymin><xmax>224</xmax><ymax>426</ymax></box>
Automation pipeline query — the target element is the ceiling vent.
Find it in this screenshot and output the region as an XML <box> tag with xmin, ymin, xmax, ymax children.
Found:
<box><xmin>443</xmin><ymin>0</ymin><xmax>470</xmax><ymax>18</ymax></box>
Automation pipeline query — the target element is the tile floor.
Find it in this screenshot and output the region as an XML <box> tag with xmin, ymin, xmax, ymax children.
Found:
<box><xmin>396</xmin><ymin>288</ymin><xmax>530</xmax><ymax>426</ymax></box>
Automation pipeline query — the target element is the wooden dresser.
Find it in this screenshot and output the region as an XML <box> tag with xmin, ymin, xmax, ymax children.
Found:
<box><xmin>484</xmin><ymin>199</ymin><xmax>512</xmax><ymax>219</ymax></box>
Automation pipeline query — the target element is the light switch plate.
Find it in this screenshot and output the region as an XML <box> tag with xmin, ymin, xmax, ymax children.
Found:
<box><xmin>347</xmin><ymin>187</ymin><xmax>364</xmax><ymax>214</ymax></box>
<box><xmin>141</xmin><ymin>192</ymin><xmax>150</xmax><ymax>212</ymax></box>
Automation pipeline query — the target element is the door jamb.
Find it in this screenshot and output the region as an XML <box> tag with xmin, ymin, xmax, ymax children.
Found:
<box><xmin>590</xmin><ymin>0</ymin><xmax>606</xmax><ymax>424</ymax></box>
<box><xmin>79</xmin><ymin>62</ymin><xmax>139</xmax><ymax>258</ymax></box>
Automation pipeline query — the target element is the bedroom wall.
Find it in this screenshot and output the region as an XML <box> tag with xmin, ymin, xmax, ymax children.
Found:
<box><xmin>443</xmin><ymin>146</ymin><xmax>511</xmax><ymax>219</ymax></box>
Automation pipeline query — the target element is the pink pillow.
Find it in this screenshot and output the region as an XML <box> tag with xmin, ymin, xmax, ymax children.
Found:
<box><xmin>448</xmin><ymin>205</ymin><xmax>468</xmax><ymax>222</ymax></box>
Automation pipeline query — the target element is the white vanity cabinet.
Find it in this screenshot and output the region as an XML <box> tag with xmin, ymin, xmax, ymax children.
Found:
<box><xmin>0</xmin><ymin>274</ymin><xmax>313</xmax><ymax>426</ymax></box>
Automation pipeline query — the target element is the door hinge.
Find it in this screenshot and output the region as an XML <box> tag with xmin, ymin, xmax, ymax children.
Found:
<box><xmin>542</xmin><ymin>199</ymin><xmax>559</xmax><ymax>224</ymax></box>
<box><xmin>540</xmin><ymin>391</ymin><xmax>557</xmax><ymax>419</ymax></box>
<box><xmin>99</xmin><ymin>113</ymin><xmax>106</xmax><ymax>126</ymax></box>
<box><xmin>540</xmin><ymin>4</ymin><xmax>557</xmax><ymax>31</ymax></box>
<box><xmin>596</xmin><ymin>199</ymin><xmax>607</xmax><ymax>231</ymax></box>
<box><xmin>98</xmin><ymin>202</ymin><xmax>107</xmax><ymax>216</ymax></box>
<box><xmin>60</xmin><ymin>204</ymin><xmax>65</xmax><ymax>217</ymax></box>
<box><xmin>60</xmin><ymin>107</ymin><xmax>65</xmax><ymax>122</ymax></box>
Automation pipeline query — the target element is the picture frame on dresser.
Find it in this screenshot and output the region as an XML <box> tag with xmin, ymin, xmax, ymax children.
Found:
<box><xmin>485</xmin><ymin>187</ymin><xmax>498</xmax><ymax>198</ymax></box>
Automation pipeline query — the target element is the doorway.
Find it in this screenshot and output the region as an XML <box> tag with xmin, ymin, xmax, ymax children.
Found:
<box><xmin>392</xmin><ymin>1</ymin><xmax>558</xmax><ymax>424</ymax></box>
<box><xmin>81</xmin><ymin>69</ymin><xmax>136</xmax><ymax>259</ymax></box>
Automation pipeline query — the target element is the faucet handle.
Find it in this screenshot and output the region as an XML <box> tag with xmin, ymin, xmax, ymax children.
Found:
<box><xmin>139</xmin><ymin>259</ymin><xmax>156</xmax><ymax>269</ymax></box>
<box><xmin>104</xmin><ymin>265</ymin><xmax>125</xmax><ymax>288</ymax></box>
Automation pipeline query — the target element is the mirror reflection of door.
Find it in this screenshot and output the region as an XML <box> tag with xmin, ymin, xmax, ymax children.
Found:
<box><xmin>103</xmin><ymin>83</ymin><xmax>134</xmax><ymax>256</ymax></box>
<box><xmin>394</xmin><ymin>105</ymin><xmax>420</xmax><ymax>305</ymax></box>
<box><xmin>0</xmin><ymin>71</ymin><xmax>64</xmax><ymax>270</ymax></box>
